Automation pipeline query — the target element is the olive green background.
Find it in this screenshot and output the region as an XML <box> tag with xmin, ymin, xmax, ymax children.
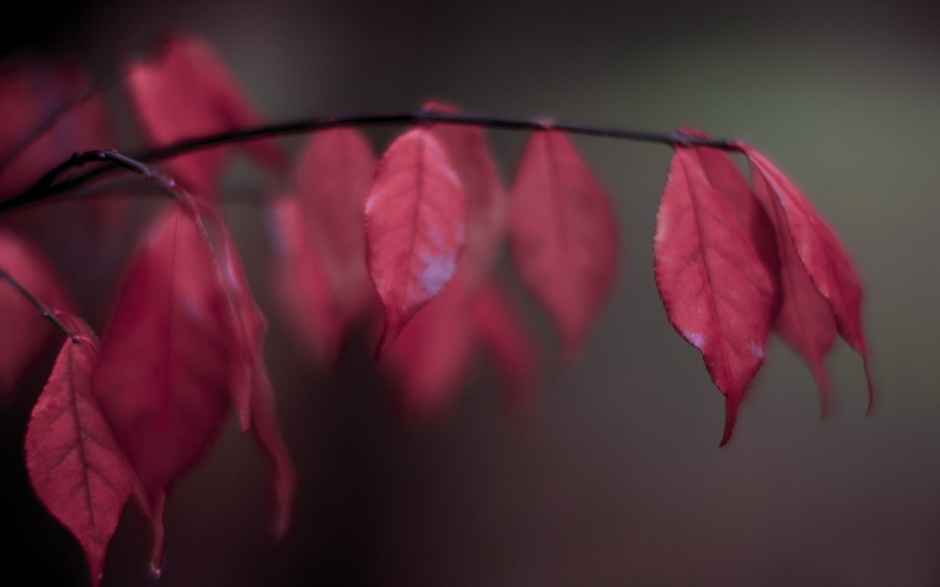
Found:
<box><xmin>2</xmin><ymin>1</ymin><xmax>939</xmax><ymax>585</ymax></box>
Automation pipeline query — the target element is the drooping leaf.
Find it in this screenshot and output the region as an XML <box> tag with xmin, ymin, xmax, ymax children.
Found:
<box><xmin>676</xmin><ymin>129</ymin><xmax>778</xmax><ymax>274</ymax></box>
<box><xmin>125</xmin><ymin>34</ymin><xmax>285</xmax><ymax>197</ymax></box>
<box><xmin>740</xmin><ymin>144</ymin><xmax>874</xmax><ymax>409</ymax></box>
<box><xmin>133</xmin><ymin>484</ymin><xmax>166</xmax><ymax>580</ymax></box>
<box><xmin>249</xmin><ymin>364</ymin><xmax>297</xmax><ymax>540</ymax></box>
<box><xmin>382</xmin><ymin>273</ymin><xmax>476</xmax><ymax>417</ymax></box>
<box><xmin>293</xmin><ymin>127</ymin><xmax>378</xmax><ymax>325</ymax></box>
<box><xmin>365</xmin><ymin>128</ymin><xmax>467</xmax><ymax>356</ymax></box>
<box><xmin>743</xmin><ymin>161</ymin><xmax>837</xmax><ymax>414</ymax></box>
<box><xmin>508</xmin><ymin>130</ymin><xmax>618</xmax><ymax>359</ymax></box>
<box><xmin>471</xmin><ymin>278</ymin><xmax>537</xmax><ymax>417</ymax></box>
<box><xmin>92</xmin><ymin>205</ymin><xmax>234</xmax><ymax>513</ymax></box>
<box><xmin>200</xmin><ymin>210</ymin><xmax>296</xmax><ymax>536</ymax></box>
<box><xmin>654</xmin><ymin>145</ymin><xmax>777</xmax><ymax>445</ymax></box>
<box><xmin>424</xmin><ymin>102</ymin><xmax>508</xmax><ymax>290</ymax></box>
<box><xmin>269</xmin><ymin>195</ymin><xmax>345</xmax><ymax>364</ymax></box>
<box><xmin>0</xmin><ymin>231</ymin><xmax>74</xmax><ymax>401</ymax></box>
<box><xmin>25</xmin><ymin>315</ymin><xmax>134</xmax><ymax>587</ymax></box>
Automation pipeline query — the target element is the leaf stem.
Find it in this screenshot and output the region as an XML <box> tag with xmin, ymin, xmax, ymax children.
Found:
<box><xmin>1</xmin><ymin>111</ymin><xmax>734</xmax><ymax>215</ymax></box>
<box><xmin>0</xmin><ymin>267</ymin><xmax>78</xmax><ymax>341</ymax></box>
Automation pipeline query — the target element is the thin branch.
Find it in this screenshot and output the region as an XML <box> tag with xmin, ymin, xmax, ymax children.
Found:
<box><xmin>0</xmin><ymin>111</ymin><xmax>735</xmax><ymax>215</ymax></box>
<box><xmin>0</xmin><ymin>149</ymin><xmax>183</xmax><ymax>214</ymax></box>
<box><xmin>0</xmin><ymin>267</ymin><xmax>78</xmax><ymax>342</ymax></box>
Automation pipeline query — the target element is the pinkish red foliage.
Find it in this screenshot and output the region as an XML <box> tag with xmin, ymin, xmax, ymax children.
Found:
<box><xmin>365</xmin><ymin>128</ymin><xmax>468</xmax><ymax>356</ymax></box>
<box><xmin>509</xmin><ymin>130</ymin><xmax>618</xmax><ymax>360</ymax></box>
<box><xmin>0</xmin><ymin>34</ymin><xmax>872</xmax><ymax>586</ymax></box>
<box><xmin>25</xmin><ymin>314</ymin><xmax>134</xmax><ymax>587</ymax></box>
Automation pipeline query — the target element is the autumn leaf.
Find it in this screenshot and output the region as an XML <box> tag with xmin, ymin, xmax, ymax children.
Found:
<box><xmin>0</xmin><ymin>231</ymin><xmax>74</xmax><ymax>401</ymax></box>
<box><xmin>125</xmin><ymin>34</ymin><xmax>285</xmax><ymax>198</ymax></box>
<box><xmin>293</xmin><ymin>127</ymin><xmax>378</xmax><ymax>325</ymax></box>
<box><xmin>25</xmin><ymin>314</ymin><xmax>135</xmax><ymax>587</ymax></box>
<box><xmin>424</xmin><ymin>102</ymin><xmax>508</xmax><ymax>290</ymax></box>
<box><xmin>269</xmin><ymin>195</ymin><xmax>346</xmax><ymax>364</ymax></box>
<box><xmin>92</xmin><ymin>205</ymin><xmax>234</xmax><ymax>520</ymax></box>
<box><xmin>509</xmin><ymin>130</ymin><xmax>618</xmax><ymax>360</ymax></box>
<box><xmin>382</xmin><ymin>273</ymin><xmax>477</xmax><ymax>417</ymax></box>
<box><xmin>365</xmin><ymin>128</ymin><xmax>467</xmax><ymax>356</ymax></box>
<box><xmin>654</xmin><ymin>143</ymin><xmax>777</xmax><ymax>445</ymax></box>
<box><xmin>471</xmin><ymin>278</ymin><xmax>537</xmax><ymax>416</ymax></box>
<box><xmin>739</xmin><ymin>143</ymin><xmax>874</xmax><ymax>410</ymax></box>
<box><xmin>199</xmin><ymin>209</ymin><xmax>297</xmax><ymax>536</ymax></box>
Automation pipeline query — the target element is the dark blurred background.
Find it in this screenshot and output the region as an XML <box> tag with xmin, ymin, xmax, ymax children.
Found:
<box><xmin>2</xmin><ymin>0</ymin><xmax>940</xmax><ymax>585</ymax></box>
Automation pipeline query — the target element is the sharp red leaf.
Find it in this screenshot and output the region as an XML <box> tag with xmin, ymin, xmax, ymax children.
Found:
<box><xmin>654</xmin><ymin>145</ymin><xmax>777</xmax><ymax>445</ymax></box>
<box><xmin>508</xmin><ymin>130</ymin><xmax>618</xmax><ymax>359</ymax></box>
<box><xmin>365</xmin><ymin>128</ymin><xmax>467</xmax><ymax>356</ymax></box>
<box><xmin>25</xmin><ymin>315</ymin><xmax>134</xmax><ymax>587</ymax></box>
<box><xmin>740</xmin><ymin>144</ymin><xmax>874</xmax><ymax>409</ymax></box>
<box><xmin>125</xmin><ymin>34</ymin><xmax>285</xmax><ymax>197</ymax></box>
<box><xmin>0</xmin><ymin>231</ymin><xmax>74</xmax><ymax>401</ymax></box>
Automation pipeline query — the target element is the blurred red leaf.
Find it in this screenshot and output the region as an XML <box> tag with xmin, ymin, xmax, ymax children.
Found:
<box><xmin>654</xmin><ymin>144</ymin><xmax>776</xmax><ymax>445</ymax></box>
<box><xmin>382</xmin><ymin>274</ymin><xmax>476</xmax><ymax>417</ymax></box>
<box><xmin>0</xmin><ymin>60</ymin><xmax>127</xmax><ymax>262</ymax></box>
<box><xmin>471</xmin><ymin>278</ymin><xmax>537</xmax><ymax>416</ymax></box>
<box><xmin>0</xmin><ymin>231</ymin><xmax>74</xmax><ymax>400</ymax></box>
<box><xmin>293</xmin><ymin>127</ymin><xmax>377</xmax><ymax>325</ymax></box>
<box><xmin>509</xmin><ymin>130</ymin><xmax>618</xmax><ymax>359</ymax></box>
<box><xmin>740</xmin><ymin>144</ymin><xmax>874</xmax><ymax>409</ymax></box>
<box><xmin>92</xmin><ymin>205</ymin><xmax>234</xmax><ymax>527</ymax></box>
<box><xmin>365</xmin><ymin>128</ymin><xmax>467</xmax><ymax>356</ymax></box>
<box><xmin>202</xmin><ymin>210</ymin><xmax>296</xmax><ymax>536</ymax></box>
<box><xmin>125</xmin><ymin>34</ymin><xmax>285</xmax><ymax>197</ymax></box>
<box><xmin>269</xmin><ymin>195</ymin><xmax>345</xmax><ymax>364</ymax></box>
<box><xmin>25</xmin><ymin>315</ymin><xmax>134</xmax><ymax>587</ymax></box>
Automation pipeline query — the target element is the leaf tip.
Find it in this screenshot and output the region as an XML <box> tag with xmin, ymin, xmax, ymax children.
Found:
<box><xmin>719</xmin><ymin>395</ymin><xmax>740</xmax><ymax>447</ymax></box>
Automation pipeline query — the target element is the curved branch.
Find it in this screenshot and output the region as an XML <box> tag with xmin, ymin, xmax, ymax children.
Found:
<box><xmin>0</xmin><ymin>111</ymin><xmax>734</xmax><ymax>216</ymax></box>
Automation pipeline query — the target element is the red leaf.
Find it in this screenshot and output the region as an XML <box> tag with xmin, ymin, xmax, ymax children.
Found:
<box><xmin>92</xmin><ymin>206</ymin><xmax>234</xmax><ymax>511</ymax></box>
<box><xmin>25</xmin><ymin>315</ymin><xmax>134</xmax><ymax>587</ymax></box>
<box><xmin>740</xmin><ymin>144</ymin><xmax>874</xmax><ymax>409</ymax></box>
<box><xmin>270</xmin><ymin>196</ymin><xmax>345</xmax><ymax>364</ymax></box>
<box><xmin>293</xmin><ymin>128</ymin><xmax>377</xmax><ymax>324</ymax></box>
<box><xmin>0</xmin><ymin>60</ymin><xmax>128</xmax><ymax>260</ymax></box>
<box><xmin>508</xmin><ymin>130</ymin><xmax>618</xmax><ymax>359</ymax></box>
<box><xmin>654</xmin><ymin>145</ymin><xmax>777</xmax><ymax>445</ymax></box>
<box><xmin>125</xmin><ymin>34</ymin><xmax>285</xmax><ymax>197</ymax></box>
<box><xmin>249</xmin><ymin>365</ymin><xmax>297</xmax><ymax>540</ymax></box>
<box><xmin>382</xmin><ymin>273</ymin><xmax>476</xmax><ymax>417</ymax></box>
<box><xmin>0</xmin><ymin>231</ymin><xmax>74</xmax><ymax>401</ymax></box>
<box><xmin>365</xmin><ymin>128</ymin><xmax>467</xmax><ymax>356</ymax></box>
<box><xmin>198</xmin><ymin>209</ymin><xmax>263</xmax><ymax>429</ymax></box>
<box><xmin>676</xmin><ymin>129</ymin><xmax>779</xmax><ymax>274</ymax></box>
<box><xmin>424</xmin><ymin>102</ymin><xmax>508</xmax><ymax>290</ymax></box>
<box><xmin>202</xmin><ymin>211</ymin><xmax>296</xmax><ymax>536</ymax></box>
<box><xmin>471</xmin><ymin>278</ymin><xmax>537</xmax><ymax>417</ymax></box>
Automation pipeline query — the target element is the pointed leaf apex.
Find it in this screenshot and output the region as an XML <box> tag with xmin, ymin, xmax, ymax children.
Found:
<box><xmin>720</xmin><ymin>395</ymin><xmax>741</xmax><ymax>447</ymax></box>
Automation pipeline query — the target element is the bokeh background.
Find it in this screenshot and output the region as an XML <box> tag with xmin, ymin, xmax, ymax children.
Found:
<box><xmin>2</xmin><ymin>0</ymin><xmax>940</xmax><ymax>585</ymax></box>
